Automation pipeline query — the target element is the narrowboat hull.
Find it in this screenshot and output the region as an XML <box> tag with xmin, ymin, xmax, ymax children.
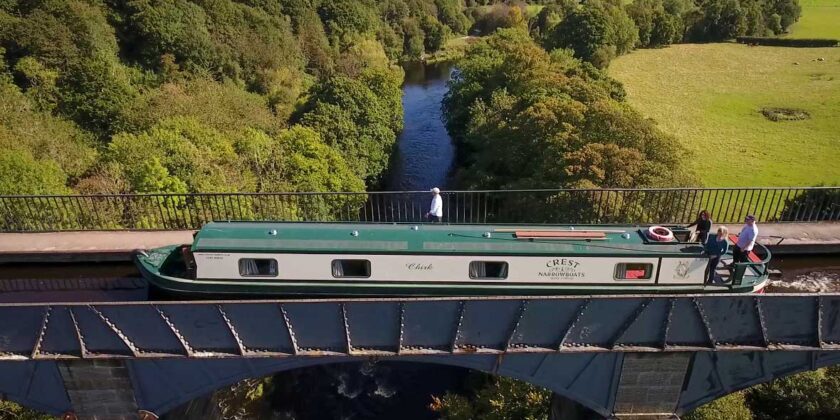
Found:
<box><xmin>135</xmin><ymin>247</ymin><xmax>768</xmax><ymax>298</ymax></box>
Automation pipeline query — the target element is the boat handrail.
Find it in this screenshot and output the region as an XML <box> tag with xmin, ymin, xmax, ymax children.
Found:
<box><xmin>730</xmin><ymin>242</ymin><xmax>772</xmax><ymax>286</ymax></box>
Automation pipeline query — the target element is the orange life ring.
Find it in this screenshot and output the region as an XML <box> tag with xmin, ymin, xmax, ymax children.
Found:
<box><xmin>648</xmin><ymin>226</ymin><xmax>674</xmax><ymax>242</ymax></box>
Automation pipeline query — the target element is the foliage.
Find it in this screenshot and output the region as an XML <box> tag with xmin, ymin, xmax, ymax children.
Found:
<box><xmin>0</xmin><ymin>400</ymin><xmax>52</xmax><ymax>420</ymax></box>
<box><xmin>471</xmin><ymin>3</ymin><xmax>529</xmax><ymax>36</ymax></box>
<box><xmin>445</xmin><ymin>28</ymin><xmax>692</xmax><ymax>194</ymax></box>
<box><xmin>778</xmin><ymin>186</ymin><xmax>840</xmax><ymax>221</ymax></box>
<box><xmin>108</xmin><ymin>117</ymin><xmax>252</xmax><ymax>193</ymax></box>
<box><xmin>684</xmin><ymin>0</ymin><xmax>801</xmax><ymax>41</ymax></box>
<box><xmin>626</xmin><ymin>0</ymin><xmax>684</xmax><ymax>47</ymax></box>
<box><xmin>1</xmin><ymin>0</ymin><xmax>475</xmax><ymax>200</ymax></box>
<box><xmin>684</xmin><ymin>392</ymin><xmax>753</xmax><ymax>420</ymax></box>
<box><xmin>298</xmin><ymin>68</ymin><xmax>403</xmax><ymax>181</ymax></box>
<box><xmin>745</xmin><ymin>366</ymin><xmax>840</xmax><ymax>419</ymax></box>
<box><xmin>0</xmin><ymin>149</ymin><xmax>69</xmax><ymax>195</ymax></box>
<box><xmin>546</xmin><ymin>0</ymin><xmax>638</xmax><ymax>68</ymax></box>
<box><xmin>237</xmin><ymin>126</ymin><xmax>364</xmax><ymax>194</ymax></box>
<box><xmin>125</xmin><ymin>77</ymin><xmax>285</xmax><ymax>136</ymax></box>
<box><xmin>0</xmin><ymin>73</ymin><xmax>97</xmax><ymax>180</ymax></box>
<box><xmin>736</xmin><ymin>35</ymin><xmax>839</xmax><ymax>46</ymax></box>
<box><xmin>430</xmin><ymin>374</ymin><xmax>551</xmax><ymax>420</ymax></box>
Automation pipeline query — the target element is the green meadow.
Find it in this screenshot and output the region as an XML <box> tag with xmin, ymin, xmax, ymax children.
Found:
<box><xmin>786</xmin><ymin>0</ymin><xmax>840</xmax><ymax>39</ymax></box>
<box><xmin>610</xmin><ymin>43</ymin><xmax>840</xmax><ymax>187</ymax></box>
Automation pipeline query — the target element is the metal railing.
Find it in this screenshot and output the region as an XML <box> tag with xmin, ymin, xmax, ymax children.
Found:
<box><xmin>1</xmin><ymin>187</ymin><xmax>838</xmax><ymax>232</ymax></box>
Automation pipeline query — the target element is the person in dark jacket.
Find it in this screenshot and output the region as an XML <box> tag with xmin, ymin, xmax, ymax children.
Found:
<box><xmin>687</xmin><ymin>210</ymin><xmax>712</xmax><ymax>243</ymax></box>
<box><xmin>704</xmin><ymin>226</ymin><xmax>729</xmax><ymax>284</ymax></box>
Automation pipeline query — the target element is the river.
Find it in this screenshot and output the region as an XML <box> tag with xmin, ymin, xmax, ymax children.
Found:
<box><xmin>384</xmin><ymin>61</ymin><xmax>456</xmax><ymax>191</ymax></box>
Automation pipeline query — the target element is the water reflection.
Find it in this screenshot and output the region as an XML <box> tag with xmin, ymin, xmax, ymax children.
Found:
<box><xmin>385</xmin><ymin>61</ymin><xmax>456</xmax><ymax>191</ymax></box>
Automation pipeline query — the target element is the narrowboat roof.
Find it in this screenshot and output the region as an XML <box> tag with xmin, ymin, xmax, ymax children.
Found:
<box><xmin>192</xmin><ymin>222</ymin><xmax>706</xmax><ymax>257</ymax></box>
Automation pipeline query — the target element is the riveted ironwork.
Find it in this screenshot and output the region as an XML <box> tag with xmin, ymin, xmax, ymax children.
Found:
<box><xmin>450</xmin><ymin>301</ymin><xmax>466</xmax><ymax>353</ymax></box>
<box><xmin>558</xmin><ymin>299</ymin><xmax>591</xmax><ymax>349</ymax></box>
<box><xmin>1</xmin><ymin>295</ymin><xmax>840</xmax><ymax>360</ymax></box>
<box><xmin>30</xmin><ymin>307</ymin><xmax>51</xmax><ymax>360</ymax></box>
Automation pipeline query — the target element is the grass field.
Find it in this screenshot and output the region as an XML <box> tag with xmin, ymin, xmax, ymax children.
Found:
<box><xmin>610</xmin><ymin>43</ymin><xmax>840</xmax><ymax>187</ymax></box>
<box><xmin>786</xmin><ymin>0</ymin><xmax>840</xmax><ymax>39</ymax></box>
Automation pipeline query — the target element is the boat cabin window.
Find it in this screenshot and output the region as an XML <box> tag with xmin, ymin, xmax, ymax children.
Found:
<box><xmin>332</xmin><ymin>259</ymin><xmax>371</xmax><ymax>278</ymax></box>
<box><xmin>614</xmin><ymin>263</ymin><xmax>654</xmax><ymax>280</ymax></box>
<box><xmin>469</xmin><ymin>261</ymin><xmax>509</xmax><ymax>279</ymax></box>
<box><xmin>239</xmin><ymin>258</ymin><xmax>278</xmax><ymax>277</ymax></box>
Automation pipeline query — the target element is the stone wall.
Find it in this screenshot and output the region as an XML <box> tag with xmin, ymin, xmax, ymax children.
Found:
<box><xmin>612</xmin><ymin>353</ymin><xmax>691</xmax><ymax>419</ymax></box>
<box><xmin>58</xmin><ymin>360</ymin><xmax>140</xmax><ymax>420</ymax></box>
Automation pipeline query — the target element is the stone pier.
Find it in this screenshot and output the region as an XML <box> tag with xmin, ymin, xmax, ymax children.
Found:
<box><xmin>58</xmin><ymin>360</ymin><xmax>149</xmax><ymax>420</ymax></box>
<box><xmin>611</xmin><ymin>353</ymin><xmax>691</xmax><ymax>419</ymax></box>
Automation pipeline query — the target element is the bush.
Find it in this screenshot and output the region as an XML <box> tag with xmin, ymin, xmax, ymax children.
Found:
<box><xmin>430</xmin><ymin>374</ymin><xmax>551</xmax><ymax>420</ymax></box>
<box><xmin>546</xmin><ymin>0</ymin><xmax>638</xmax><ymax>68</ymax></box>
<box><xmin>736</xmin><ymin>36</ymin><xmax>840</xmax><ymax>47</ymax></box>
<box><xmin>684</xmin><ymin>392</ymin><xmax>752</xmax><ymax>420</ymax></box>
<box><xmin>778</xmin><ymin>186</ymin><xmax>840</xmax><ymax>221</ymax></box>
<box><xmin>746</xmin><ymin>367</ymin><xmax>840</xmax><ymax>419</ymax></box>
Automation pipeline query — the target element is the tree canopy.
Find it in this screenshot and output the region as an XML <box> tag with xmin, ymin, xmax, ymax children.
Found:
<box><xmin>444</xmin><ymin>28</ymin><xmax>692</xmax><ymax>191</ymax></box>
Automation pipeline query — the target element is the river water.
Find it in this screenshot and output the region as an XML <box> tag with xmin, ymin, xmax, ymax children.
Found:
<box><xmin>384</xmin><ymin>61</ymin><xmax>456</xmax><ymax>191</ymax></box>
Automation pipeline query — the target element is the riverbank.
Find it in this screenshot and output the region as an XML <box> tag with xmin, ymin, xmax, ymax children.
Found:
<box><xmin>423</xmin><ymin>36</ymin><xmax>479</xmax><ymax>64</ymax></box>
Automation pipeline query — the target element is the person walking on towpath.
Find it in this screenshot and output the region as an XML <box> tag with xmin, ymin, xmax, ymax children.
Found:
<box><xmin>426</xmin><ymin>187</ymin><xmax>443</xmax><ymax>223</ymax></box>
<box><xmin>703</xmin><ymin>226</ymin><xmax>729</xmax><ymax>284</ymax></box>
<box><xmin>733</xmin><ymin>215</ymin><xmax>759</xmax><ymax>263</ymax></box>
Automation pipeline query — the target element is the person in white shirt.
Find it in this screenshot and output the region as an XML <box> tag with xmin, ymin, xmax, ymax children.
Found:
<box><xmin>426</xmin><ymin>187</ymin><xmax>443</xmax><ymax>223</ymax></box>
<box><xmin>733</xmin><ymin>215</ymin><xmax>758</xmax><ymax>263</ymax></box>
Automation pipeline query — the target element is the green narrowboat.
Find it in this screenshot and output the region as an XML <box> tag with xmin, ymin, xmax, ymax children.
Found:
<box><xmin>133</xmin><ymin>221</ymin><xmax>771</xmax><ymax>298</ymax></box>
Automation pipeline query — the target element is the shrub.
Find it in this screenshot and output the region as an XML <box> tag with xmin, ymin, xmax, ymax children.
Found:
<box><xmin>684</xmin><ymin>392</ymin><xmax>752</xmax><ymax>420</ymax></box>
<box><xmin>746</xmin><ymin>367</ymin><xmax>840</xmax><ymax>420</ymax></box>
<box><xmin>736</xmin><ymin>36</ymin><xmax>840</xmax><ymax>47</ymax></box>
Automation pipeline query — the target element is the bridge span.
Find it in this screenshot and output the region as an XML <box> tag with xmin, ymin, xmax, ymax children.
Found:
<box><xmin>2</xmin><ymin>294</ymin><xmax>840</xmax><ymax>419</ymax></box>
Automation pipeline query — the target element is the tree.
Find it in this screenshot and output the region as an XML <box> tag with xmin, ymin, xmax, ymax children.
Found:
<box><xmin>0</xmin><ymin>72</ymin><xmax>97</xmax><ymax>180</ymax></box>
<box><xmin>626</xmin><ymin>0</ymin><xmax>684</xmax><ymax>47</ymax></box>
<box><xmin>684</xmin><ymin>392</ymin><xmax>752</xmax><ymax>420</ymax></box>
<box><xmin>435</xmin><ymin>0</ymin><xmax>471</xmax><ymax>34</ymax></box>
<box><xmin>746</xmin><ymin>367</ymin><xmax>840</xmax><ymax>419</ymax></box>
<box><xmin>115</xmin><ymin>0</ymin><xmax>220</xmax><ymax>74</ymax></box>
<box><xmin>444</xmin><ymin>28</ymin><xmax>691</xmax><ymax>194</ymax></box>
<box><xmin>547</xmin><ymin>0</ymin><xmax>638</xmax><ymax>68</ymax></box>
<box><xmin>421</xmin><ymin>15</ymin><xmax>448</xmax><ymax>52</ymax></box>
<box><xmin>238</xmin><ymin>125</ymin><xmax>364</xmax><ymax>193</ymax></box>
<box><xmin>0</xmin><ymin>149</ymin><xmax>69</xmax><ymax>195</ymax></box>
<box><xmin>56</xmin><ymin>56</ymin><xmax>136</xmax><ymax>138</ymax></box>
<box><xmin>0</xmin><ymin>400</ymin><xmax>53</xmax><ymax>420</ymax></box>
<box><xmin>401</xmin><ymin>17</ymin><xmax>426</xmax><ymax>60</ymax></box>
<box><xmin>318</xmin><ymin>0</ymin><xmax>379</xmax><ymax>43</ymax></box>
<box><xmin>430</xmin><ymin>374</ymin><xmax>552</xmax><ymax>420</ymax></box>
<box><xmin>298</xmin><ymin>71</ymin><xmax>402</xmax><ymax>181</ymax></box>
<box><xmin>108</xmin><ymin>117</ymin><xmax>253</xmax><ymax>193</ymax></box>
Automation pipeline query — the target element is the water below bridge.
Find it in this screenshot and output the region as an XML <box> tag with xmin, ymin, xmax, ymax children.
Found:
<box><xmin>383</xmin><ymin>61</ymin><xmax>456</xmax><ymax>191</ymax></box>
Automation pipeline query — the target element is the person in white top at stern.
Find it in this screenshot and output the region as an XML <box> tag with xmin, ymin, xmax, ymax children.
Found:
<box><xmin>426</xmin><ymin>187</ymin><xmax>443</xmax><ymax>223</ymax></box>
<box><xmin>733</xmin><ymin>215</ymin><xmax>758</xmax><ymax>263</ymax></box>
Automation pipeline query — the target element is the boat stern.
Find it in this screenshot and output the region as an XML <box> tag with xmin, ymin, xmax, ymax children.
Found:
<box><xmin>133</xmin><ymin>245</ymin><xmax>179</xmax><ymax>279</ymax></box>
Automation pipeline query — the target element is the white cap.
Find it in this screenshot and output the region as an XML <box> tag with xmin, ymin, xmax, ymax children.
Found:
<box><xmin>431</xmin><ymin>187</ymin><xmax>440</xmax><ymax>194</ymax></box>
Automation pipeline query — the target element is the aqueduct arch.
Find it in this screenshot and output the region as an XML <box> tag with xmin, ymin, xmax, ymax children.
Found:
<box><xmin>3</xmin><ymin>350</ymin><xmax>840</xmax><ymax>419</ymax></box>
